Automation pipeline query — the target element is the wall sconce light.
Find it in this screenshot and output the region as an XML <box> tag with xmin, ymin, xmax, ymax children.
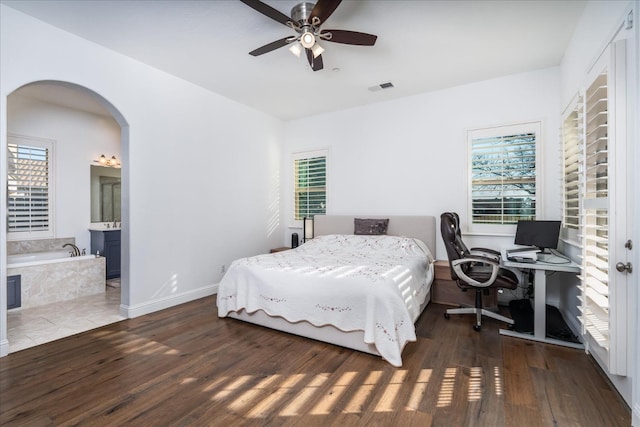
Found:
<box><xmin>303</xmin><ymin>216</ymin><xmax>314</xmax><ymax>243</ymax></box>
<box><xmin>94</xmin><ymin>154</ymin><xmax>120</xmax><ymax>168</ymax></box>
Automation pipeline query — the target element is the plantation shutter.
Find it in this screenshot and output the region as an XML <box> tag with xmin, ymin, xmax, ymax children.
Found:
<box><xmin>577</xmin><ymin>35</ymin><xmax>631</xmax><ymax>377</ymax></box>
<box><xmin>561</xmin><ymin>96</ymin><xmax>583</xmax><ymax>230</ymax></box>
<box><xmin>294</xmin><ymin>152</ymin><xmax>326</xmax><ymax>220</ymax></box>
<box><xmin>470</xmin><ymin>124</ymin><xmax>539</xmax><ymax>225</ymax></box>
<box><xmin>7</xmin><ymin>136</ymin><xmax>54</xmax><ymax>238</ymax></box>
<box><xmin>579</xmin><ymin>69</ymin><xmax>610</xmax><ymax>355</ymax></box>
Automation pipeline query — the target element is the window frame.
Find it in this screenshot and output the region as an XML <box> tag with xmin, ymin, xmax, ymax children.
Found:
<box><xmin>467</xmin><ymin>121</ymin><xmax>543</xmax><ymax>235</ymax></box>
<box><xmin>292</xmin><ymin>149</ymin><xmax>327</xmax><ymax>223</ymax></box>
<box><xmin>7</xmin><ymin>134</ymin><xmax>56</xmax><ymax>241</ymax></box>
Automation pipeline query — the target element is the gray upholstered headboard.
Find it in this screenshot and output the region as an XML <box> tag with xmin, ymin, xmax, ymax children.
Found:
<box><xmin>313</xmin><ymin>215</ymin><xmax>436</xmax><ymax>257</ymax></box>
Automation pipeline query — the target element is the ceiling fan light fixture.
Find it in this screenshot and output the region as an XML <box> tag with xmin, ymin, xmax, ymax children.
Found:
<box><xmin>300</xmin><ymin>31</ymin><xmax>316</xmax><ymax>49</ymax></box>
<box><xmin>311</xmin><ymin>42</ymin><xmax>324</xmax><ymax>58</ymax></box>
<box><xmin>241</xmin><ymin>0</ymin><xmax>378</xmax><ymax>72</ymax></box>
<box><xmin>289</xmin><ymin>42</ymin><xmax>302</xmax><ymax>58</ymax></box>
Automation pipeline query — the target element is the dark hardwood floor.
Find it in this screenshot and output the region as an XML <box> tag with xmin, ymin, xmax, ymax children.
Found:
<box><xmin>0</xmin><ymin>297</ymin><xmax>630</xmax><ymax>426</ymax></box>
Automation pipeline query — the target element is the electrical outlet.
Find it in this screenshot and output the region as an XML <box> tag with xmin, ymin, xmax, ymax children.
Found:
<box><xmin>221</xmin><ymin>264</ymin><xmax>226</xmax><ymax>273</ymax></box>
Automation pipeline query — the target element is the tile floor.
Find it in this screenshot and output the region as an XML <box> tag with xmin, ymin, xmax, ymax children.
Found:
<box><xmin>7</xmin><ymin>279</ymin><xmax>125</xmax><ymax>353</ymax></box>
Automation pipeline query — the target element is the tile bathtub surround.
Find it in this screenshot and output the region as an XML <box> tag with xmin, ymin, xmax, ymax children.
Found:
<box><xmin>7</xmin><ymin>256</ymin><xmax>106</xmax><ymax>309</ymax></box>
<box><xmin>8</xmin><ymin>238</ymin><xmax>77</xmax><ymax>255</ymax></box>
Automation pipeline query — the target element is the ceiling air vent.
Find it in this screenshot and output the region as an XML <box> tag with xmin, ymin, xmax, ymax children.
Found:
<box><xmin>368</xmin><ymin>82</ymin><xmax>394</xmax><ymax>92</ymax></box>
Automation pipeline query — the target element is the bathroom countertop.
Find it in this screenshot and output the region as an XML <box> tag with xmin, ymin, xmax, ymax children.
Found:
<box><xmin>88</xmin><ymin>224</ymin><xmax>121</xmax><ymax>231</ymax></box>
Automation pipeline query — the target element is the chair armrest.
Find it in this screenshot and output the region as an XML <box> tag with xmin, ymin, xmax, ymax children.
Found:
<box><xmin>451</xmin><ymin>256</ymin><xmax>500</xmax><ymax>288</ymax></box>
<box><xmin>469</xmin><ymin>247</ymin><xmax>501</xmax><ymax>260</ymax></box>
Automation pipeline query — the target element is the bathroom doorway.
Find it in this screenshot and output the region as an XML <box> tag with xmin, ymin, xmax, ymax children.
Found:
<box><xmin>5</xmin><ymin>81</ymin><xmax>130</xmax><ymax>352</ymax></box>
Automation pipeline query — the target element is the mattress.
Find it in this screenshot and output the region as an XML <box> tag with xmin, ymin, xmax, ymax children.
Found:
<box><xmin>217</xmin><ymin>234</ymin><xmax>435</xmax><ymax>366</ymax></box>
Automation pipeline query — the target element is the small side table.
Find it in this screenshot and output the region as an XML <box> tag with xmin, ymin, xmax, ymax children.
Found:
<box><xmin>270</xmin><ymin>247</ymin><xmax>291</xmax><ymax>253</ymax></box>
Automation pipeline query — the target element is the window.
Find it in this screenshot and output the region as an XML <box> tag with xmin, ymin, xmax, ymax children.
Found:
<box><xmin>7</xmin><ymin>135</ymin><xmax>55</xmax><ymax>240</ymax></box>
<box><xmin>468</xmin><ymin>122</ymin><xmax>541</xmax><ymax>231</ymax></box>
<box><xmin>293</xmin><ymin>150</ymin><xmax>327</xmax><ymax>220</ymax></box>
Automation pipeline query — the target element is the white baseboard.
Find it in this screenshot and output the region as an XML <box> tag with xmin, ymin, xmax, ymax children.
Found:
<box><xmin>0</xmin><ymin>339</ymin><xmax>9</xmax><ymax>357</ymax></box>
<box><xmin>120</xmin><ymin>283</ymin><xmax>218</xmax><ymax>318</ymax></box>
<box><xmin>633</xmin><ymin>403</ymin><xmax>639</xmax><ymax>427</ymax></box>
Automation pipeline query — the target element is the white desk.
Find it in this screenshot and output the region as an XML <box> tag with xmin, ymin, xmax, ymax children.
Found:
<box><xmin>499</xmin><ymin>249</ymin><xmax>583</xmax><ymax>349</ymax></box>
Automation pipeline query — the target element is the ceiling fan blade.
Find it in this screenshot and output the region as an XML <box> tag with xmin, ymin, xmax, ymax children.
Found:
<box><xmin>249</xmin><ymin>37</ymin><xmax>291</xmax><ymax>56</ymax></box>
<box><xmin>306</xmin><ymin>49</ymin><xmax>324</xmax><ymax>72</ymax></box>
<box><xmin>240</xmin><ymin>0</ymin><xmax>292</xmax><ymax>26</ymax></box>
<box><xmin>322</xmin><ymin>29</ymin><xmax>377</xmax><ymax>46</ymax></box>
<box><xmin>309</xmin><ymin>0</ymin><xmax>342</xmax><ymax>26</ymax></box>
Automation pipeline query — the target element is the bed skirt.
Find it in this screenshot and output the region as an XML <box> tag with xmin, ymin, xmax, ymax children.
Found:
<box><xmin>225</xmin><ymin>290</ymin><xmax>431</xmax><ymax>362</ymax></box>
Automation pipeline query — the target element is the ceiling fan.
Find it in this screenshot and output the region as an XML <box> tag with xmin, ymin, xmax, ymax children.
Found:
<box><xmin>240</xmin><ymin>0</ymin><xmax>378</xmax><ymax>71</ymax></box>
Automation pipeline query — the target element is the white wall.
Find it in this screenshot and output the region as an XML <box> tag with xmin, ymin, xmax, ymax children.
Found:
<box><xmin>560</xmin><ymin>0</ymin><xmax>632</xmax><ymax>107</ymax></box>
<box><xmin>7</xmin><ymin>94</ymin><xmax>121</xmax><ymax>252</ymax></box>
<box><xmin>283</xmin><ymin>67</ymin><xmax>562</xmax><ymax>260</ymax></box>
<box><xmin>0</xmin><ymin>5</ymin><xmax>284</xmax><ymax>355</ymax></box>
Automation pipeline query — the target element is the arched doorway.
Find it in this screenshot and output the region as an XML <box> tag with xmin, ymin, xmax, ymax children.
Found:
<box><xmin>4</xmin><ymin>80</ymin><xmax>130</xmax><ymax>353</ymax></box>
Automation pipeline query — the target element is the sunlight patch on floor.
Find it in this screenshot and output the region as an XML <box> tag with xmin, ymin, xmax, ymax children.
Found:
<box><xmin>436</xmin><ymin>367</ymin><xmax>457</xmax><ymax>408</ymax></box>
<box><xmin>279</xmin><ymin>373</ymin><xmax>329</xmax><ymax>416</ymax></box>
<box><xmin>194</xmin><ymin>365</ymin><xmax>506</xmax><ymax>418</ymax></box>
<box><xmin>343</xmin><ymin>370</ymin><xmax>383</xmax><ymax>413</ymax></box>
<box><xmin>202</xmin><ymin>376</ymin><xmax>229</xmax><ymax>392</ymax></box>
<box><xmin>494</xmin><ymin>366</ymin><xmax>503</xmax><ymax>396</ymax></box>
<box><xmin>374</xmin><ymin>369</ymin><xmax>407</xmax><ymax>412</ymax></box>
<box><xmin>310</xmin><ymin>371</ymin><xmax>358</xmax><ymax>415</ymax></box>
<box><xmin>120</xmin><ymin>336</ymin><xmax>177</xmax><ymax>356</ymax></box>
<box><xmin>468</xmin><ymin>367</ymin><xmax>483</xmax><ymax>401</ymax></box>
<box><xmin>212</xmin><ymin>375</ymin><xmax>253</xmax><ymax>401</ymax></box>
<box><xmin>406</xmin><ymin>368</ymin><xmax>432</xmax><ymax>410</ymax></box>
<box><xmin>228</xmin><ymin>374</ymin><xmax>283</xmax><ymax>412</ymax></box>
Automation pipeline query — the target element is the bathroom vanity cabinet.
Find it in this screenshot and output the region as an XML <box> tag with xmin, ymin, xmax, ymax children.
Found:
<box><xmin>90</xmin><ymin>230</ymin><xmax>121</xmax><ymax>279</ymax></box>
<box><xmin>7</xmin><ymin>275</ymin><xmax>21</xmax><ymax>309</ymax></box>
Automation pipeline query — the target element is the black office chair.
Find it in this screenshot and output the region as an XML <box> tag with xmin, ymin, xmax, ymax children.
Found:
<box><xmin>440</xmin><ymin>212</ymin><xmax>518</xmax><ymax>331</ymax></box>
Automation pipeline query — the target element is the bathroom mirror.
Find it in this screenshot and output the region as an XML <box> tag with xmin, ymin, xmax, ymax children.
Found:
<box><xmin>90</xmin><ymin>165</ymin><xmax>121</xmax><ymax>222</ymax></box>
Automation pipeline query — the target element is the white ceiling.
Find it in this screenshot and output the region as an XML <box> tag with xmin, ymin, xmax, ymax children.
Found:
<box><xmin>3</xmin><ymin>0</ymin><xmax>587</xmax><ymax>120</ymax></box>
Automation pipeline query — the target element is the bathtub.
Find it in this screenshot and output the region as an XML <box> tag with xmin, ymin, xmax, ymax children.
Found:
<box><xmin>7</xmin><ymin>251</ymin><xmax>106</xmax><ymax>309</ymax></box>
<box><xmin>7</xmin><ymin>250</ymin><xmax>95</xmax><ymax>268</ymax></box>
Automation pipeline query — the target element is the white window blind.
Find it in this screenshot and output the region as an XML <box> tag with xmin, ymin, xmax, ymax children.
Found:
<box><xmin>562</xmin><ymin>96</ymin><xmax>584</xmax><ymax>230</ymax></box>
<box><xmin>469</xmin><ymin>122</ymin><xmax>540</xmax><ymax>227</ymax></box>
<box><xmin>294</xmin><ymin>152</ymin><xmax>326</xmax><ymax>220</ymax></box>
<box><xmin>7</xmin><ymin>136</ymin><xmax>54</xmax><ymax>239</ymax></box>
<box><xmin>579</xmin><ymin>70</ymin><xmax>610</xmax><ymax>354</ymax></box>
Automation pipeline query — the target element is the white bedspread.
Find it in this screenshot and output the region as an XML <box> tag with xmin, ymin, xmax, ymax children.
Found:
<box><xmin>217</xmin><ymin>234</ymin><xmax>434</xmax><ymax>366</ymax></box>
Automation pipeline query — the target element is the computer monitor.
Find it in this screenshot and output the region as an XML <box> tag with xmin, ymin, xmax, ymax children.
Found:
<box><xmin>514</xmin><ymin>220</ymin><xmax>561</xmax><ymax>252</ymax></box>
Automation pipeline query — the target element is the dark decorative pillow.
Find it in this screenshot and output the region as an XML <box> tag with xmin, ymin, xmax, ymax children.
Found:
<box><xmin>354</xmin><ymin>218</ymin><xmax>389</xmax><ymax>235</ymax></box>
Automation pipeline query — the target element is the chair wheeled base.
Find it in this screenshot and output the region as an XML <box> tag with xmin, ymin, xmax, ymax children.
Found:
<box><xmin>443</xmin><ymin>288</ymin><xmax>514</xmax><ymax>331</ymax></box>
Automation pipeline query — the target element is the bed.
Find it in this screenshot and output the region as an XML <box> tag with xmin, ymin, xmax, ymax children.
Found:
<box><xmin>216</xmin><ymin>215</ymin><xmax>436</xmax><ymax>366</ymax></box>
